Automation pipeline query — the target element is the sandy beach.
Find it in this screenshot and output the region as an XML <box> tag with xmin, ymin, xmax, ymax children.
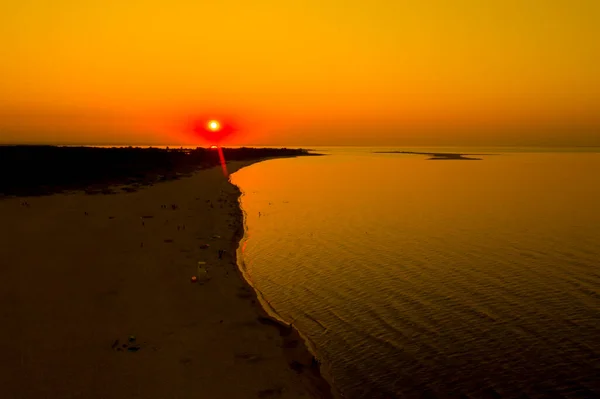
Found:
<box><xmin>0</xmin><ymin>160</ymin><xmax>333</xmax><ymax>398</ymax></box>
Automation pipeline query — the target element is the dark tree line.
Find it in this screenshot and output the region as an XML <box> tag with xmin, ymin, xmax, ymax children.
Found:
<box><xmin>0</xmin><ymin>146</ymin><xmax>315</xmax><ymax>197</ymax></box>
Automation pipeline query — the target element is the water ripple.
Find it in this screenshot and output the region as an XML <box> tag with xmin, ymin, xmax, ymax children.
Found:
<box><xmin>232</xmin><ymin>153</ymin><xmax>600</xmax><ymax>398</ymax></box>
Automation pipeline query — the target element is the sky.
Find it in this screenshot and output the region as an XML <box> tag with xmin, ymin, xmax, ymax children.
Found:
<box><xmin>1</xmin><ymin>0</ymin><xmax>599</xmax><ymax>146</ymax></box>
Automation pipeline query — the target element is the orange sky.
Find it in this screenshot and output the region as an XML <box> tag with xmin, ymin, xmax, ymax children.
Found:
<box><xmin>1</xmin><ymin>0</ymin><xmax>599</xmax><ymax>146</ymax></box>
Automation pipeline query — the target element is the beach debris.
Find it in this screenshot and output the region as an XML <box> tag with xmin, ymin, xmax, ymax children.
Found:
<box><xmin>235</xmin><ymin>352</ymin><xmax>263</xmax><ymax>363</ymax></box>
<box><xmin>218</xmin><ymin>249</ymin><xmax>226</xmax><ymax>259</ymax></box>
<box><xmin>197</xmin><ymin>265</ymin><xmax>209</xmax><ymax>276</ymax></box>
<box><xmin>84</xmin><ymin>211</ymin><xmax>89</xmax><ymax>216</ymax></box>
<box><xmin>212</xmin><ymin>235</ymin><xmax>221</xmax><ymax>239</ymax></box>
<box><xmin>164</xmin><ymin>239</ymin><xmax>174</xmax><ymax>243</ymax></box>
<box><xmin>112</xmin><ymin>335</ymin><xmax>143</xmax><ymax>353</ymax></box>
<box><xmin>196</xmin><ymin>265</ymin><xmax>210</xmax><ymax>282</ymax></box>
<box><xmin>108</xmin><ymin>216</ymin><xmax>115</xmax><ymax>219</ymax></box>
<box><xmin>199</xmin><ymin>243</ymin><xmax>210</xmax><ymax>249</ymax></box>
<box><xmin>191</xmin><ymin>276</ymin><xmax>198</xmax><ymax>283</ymax></box>
<box><xmin>197</xmin><ymin>261</ymin><xmax>206</xmax><ymax>265</ymax></box>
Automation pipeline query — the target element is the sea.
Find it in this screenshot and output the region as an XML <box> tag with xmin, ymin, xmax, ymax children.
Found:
<box><xmin>230</xmin><ymin>147</ymin><xmax>600</xmax><ymax>399</ymax></box>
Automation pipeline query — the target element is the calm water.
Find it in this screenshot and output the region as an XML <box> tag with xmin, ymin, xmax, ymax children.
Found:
<box><xmin>230</xmin><ymin>148</ymin><xmax>600</xmax><ymax>399</ymax></box>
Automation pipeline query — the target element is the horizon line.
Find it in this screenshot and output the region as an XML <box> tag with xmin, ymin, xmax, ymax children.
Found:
<box><xmin>2</xmin><ymin>143</ymin><xmax>600</xmax><ymax>148</ymax></box>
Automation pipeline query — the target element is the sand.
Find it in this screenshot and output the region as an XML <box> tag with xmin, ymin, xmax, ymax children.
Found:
<box><xmin>0</xmin><ymin>160</ymin><xmax>334</xmax><ymax>399</ymax></box>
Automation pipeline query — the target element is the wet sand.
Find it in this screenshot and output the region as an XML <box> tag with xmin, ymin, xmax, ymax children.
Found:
<box><xmin>0</xmin><ymin>160</ymin><xmax>334</xmax><ymax>399</ymax></box>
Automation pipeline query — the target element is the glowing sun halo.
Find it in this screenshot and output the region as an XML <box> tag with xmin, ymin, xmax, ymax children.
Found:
<box><xmin>208</xmin><ymin>120</ymin><xmax>220</xmax><ymax>131</ymax></box>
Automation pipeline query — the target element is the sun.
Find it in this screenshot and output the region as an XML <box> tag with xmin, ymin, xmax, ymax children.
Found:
<box><xmin>207</xmin><ymin>120</ymin><xmax>221</xmax><ymax>131</ymax></box>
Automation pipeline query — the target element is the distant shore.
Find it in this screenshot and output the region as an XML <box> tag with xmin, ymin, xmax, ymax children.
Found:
<box><xmin>0</xmin><ymin>145</ymin><xmax>320</xmax><ymax>197</ymax></box>
<box><xmin>0</xmin><ymin>147</ymin><xmax>334</xmax><ymax>398</ymax></box>
<box><xmin>374</xmin><ymin>150</ymin><xmax>500</xmax><ymax>160</ymax></box>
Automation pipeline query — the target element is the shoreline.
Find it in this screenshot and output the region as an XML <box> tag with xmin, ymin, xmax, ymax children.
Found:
<box><xmin>0</xmin><ymin>157</ymin><xmax>334</xmax><ymax>398</ymax></box>
<box><xmin>229</xmin><ymin>172</ymin><xmax>337</xmax><ymax>398</ymax></box>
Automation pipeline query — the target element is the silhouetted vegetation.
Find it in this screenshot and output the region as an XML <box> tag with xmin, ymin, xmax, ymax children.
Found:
<box><xmin>0</xmin><ymin>146</ymin><xmax>317</xmax><ymax>197</ymax></box>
